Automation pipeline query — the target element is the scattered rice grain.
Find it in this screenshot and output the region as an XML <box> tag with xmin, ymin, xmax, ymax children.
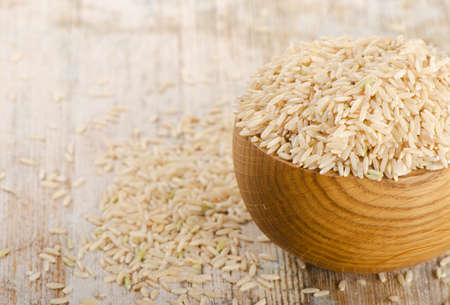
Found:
<box><xmin>63</xmin><ymin>194</ymin><xmax>72</xmax><ymax>207</ymax></box>
<box><xmin>302</xmin><ymin>288</ymin><xmax>320</xmax><ymax>294</ymax></box>
<box><xmin>19</xmin><ymin>158</ymin><xmax>38</xmax><ymax>166</ymax></box>
<box><xmin>441</xmin><ymin>256</ymin><xmax>450</xmax><ymax>267</ymax></box>
<box><xmin>81</xmin><ymin>299</ymin><xmax>99</xmax><ymax>305</ymax></box>
<box><xmin>259</xmin><ymin>253</ymin><xmax>276</xmax><ymax>262</ymax></box>
<box><xmin>378</xmin><ymin>272</ymin><xmax>387</xmax><ymax>283</ymax></box>
<box><xmin>254</xmin><ymin>298</ymin><xmax>266</xmax><ymax>305</ymax></box>
<box><xmin>357</xmin><ymin>279</ymin><xmax>367</xmax><ymax>286</ymax></box>
<box><xmin>46</xmin><ymin>282</ymin><xmax>65</xmax><ymax>289</ymax></box>
<box><xmin>388</xmin><ymin>295</ymin><xmax>401</xmax><ymax>303</ymax></box>
<box><xmin>29</xmin><ymin>272</ymin><xmax>41</xmax><ymax>282</ymax></box>
<box><xmin>0</xmin><ymin>248</ymin><xmax>10</xmax><ymax>258</ymax></box>
<box><xmin>52</xmin><ymin>189</ymin><xmax>67</xmax><ymax>200</ymax></box>
<box><xmin>62</xmin><ymin>285</ymin><xmax>72</xmax><ymax>294</ymax></box>
<box><xmin>405</xmin><ymin>270</ymin><xmax>413</xmax><ymax>284</ymax></box>
<box><xmin>49</xmin><ymin>297</ymin><xmax>69</xmax><ymax>304</ymax></box>
<box><xmin>39</xmin><ymin>253</ymin><xmax>57</xmax><ymax>263</ymax></box>
<box><xmin>240</xmin><ymin>281</ymin><xmax>258</xmax><ymax>292</ymax></box>
<box><xmin>49</xmin><ymin>227</ymin><xmax>67</xmax><ymax>235</ymax></box>
<box><xmin>314</xmin><ymin>290</ymin><xmax>330</xmax><ymax>297</ymax></box>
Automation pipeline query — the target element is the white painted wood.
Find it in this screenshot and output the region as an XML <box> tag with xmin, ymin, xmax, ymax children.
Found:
<box><xmin>0</xmin><ymin>0</ymin><xmax>448</xmax><ymax>304</ymax></box>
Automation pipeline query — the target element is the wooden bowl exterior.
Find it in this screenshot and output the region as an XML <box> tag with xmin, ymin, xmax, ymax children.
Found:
<box><xmin>233</xmin><ymin>129</ymin><xmax>450</xmax><ymax>273</ymax></box>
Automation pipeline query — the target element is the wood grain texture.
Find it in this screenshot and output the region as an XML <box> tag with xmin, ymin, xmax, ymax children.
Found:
<box><xmin>233</xmin><ymin>129</ymin><xmax>450</xmax><ymax>273</ymax></box>
<box><xmin>0</xmin><ymin>0</ymin><xmax>449</xmax><ymax>304</ymax></box>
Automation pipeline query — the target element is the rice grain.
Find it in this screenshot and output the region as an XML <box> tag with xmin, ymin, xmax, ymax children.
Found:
<box><xmin>314</xmin><ymin>290</ymin><xmax>330</xmax><ymax>297</ymax></box>
<box><xmin>236</xmin><ymin>36</ymin><xmax>450</xmax><ymax>180</ymax></box>
<box><xmin>29</xmin><ymin>272</ymin><xmax>41</xmax><ymax>282</ymax></box>
<box><xmin>338</xmin><ymin>280</ymin><xmax>346</xmax><ymax>291</ymax></box>
<box><xmin>0</xmin><ymin>248</ymin><xmax>9</xmax><ymax>258</ymax></box>
<box><xmin>302</xmin><ymin>288</ymin><xmax>320</xmax><ymax>294</ymax></box>
<box><xmin>19</xmin><ymin>158</ymin><xmax>38</xmax><ymax>166</ymax></box>
<box><xmin>254</xmin><ymin>299</ymin><xmax>266</xmax><ymax>305</ymax></box>
<box><xmin>440</xmin><ymin>256</ymin><xmax>450</xmax><ymax>267</ymax></box>
<box><xmin>240</xmin><ymin>281</ymin><xmax>258</xmax><ymax>292</ymax></box>
<box><xmin>46</xmin><ymin>282</ymin><xmax>65</xmax><ymax>289</ymax></box>
<box><xmin>72</xmin><ymin>177</ymin><xmax>85</xmax><ymax>188</ymax></box>
<box><xmin>378</xmin><ymin>272</ymin><xmax>387</xmax><ymax>283</ymax></box>
<box><xmin>81</xmin><ymin>108</ymin><xmax>280</xmax><ymax>301</ymax></box>
<box><xmin>49</xmin><ymin>298</ymin><xmax>69</xmax><ymax>304</ymax></box>
<box><xmin>388</xmin><ymin>295</ymin><xmax>401</xmax><ymax>303</ymax></box>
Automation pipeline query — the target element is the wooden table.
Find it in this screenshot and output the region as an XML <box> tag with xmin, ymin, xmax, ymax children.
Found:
<box><xmin>0</xmin><ymin>1</ymin><xmax>449</xmax><ymax>304</ymax></box>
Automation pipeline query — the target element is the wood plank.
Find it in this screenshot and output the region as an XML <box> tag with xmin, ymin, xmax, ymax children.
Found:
<box><xmin>0</xmin><ymin>0</ymin><xmax>449</xmax><ymax>304</ymax></box>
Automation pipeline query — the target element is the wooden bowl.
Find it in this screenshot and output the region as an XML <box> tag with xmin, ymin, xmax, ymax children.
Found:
<box><xmin>233</xmin><ymin>128</ymin><xmax>450</xmax><ymax>273</ymax></box>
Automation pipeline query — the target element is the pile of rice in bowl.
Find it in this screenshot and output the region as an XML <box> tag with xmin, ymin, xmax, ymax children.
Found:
<box><xmin>236</xmin><ymin>36</ymin><xmax>450</xmax><ymax>180</ymax></box>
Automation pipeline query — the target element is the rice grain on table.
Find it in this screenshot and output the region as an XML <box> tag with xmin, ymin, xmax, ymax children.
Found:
<box><xmin>29</xmin><ymin>272</ymin><xmax>41</xmax><ymax>282</ymax></box>
<box><xmin>81</xmin><ymin>299</ymin><xmax>99</xmax><ymax>305</ymax></box>
<box><xmin>52</xmin><ymin>189</ymin><xmax>67</xmax><ymax>200</ymax></box>
<box><xmin>64</xmin><ymin>152</ymin><xmax>74</xmax><ymax>163</ymax></box>
<box><xmin>0</xmin><ymin>248</ymin><xmax>9</xmax><ymax>258</ymax></box>
<box><xmin>41</xmin><ymin>181</ymin><xmax>60</xmax><ymax>189</ymax></box>
<box><xmin>397</xmin><ymin>273</ymin><xmax>406</xmax><ymax>286</ymax></box>
<box><xmin>150</xmin><ymin>290</ymin><xmax>159</xmax><ymax>300</ymax></box>
<box><xmin>254</xmin><ymin>298</ymin><xmax>267</xmax><ymax>305</ymax></box>
<box><xmin>236</xmin><ymin>36</ymin><xmax>450</xmax><ymax>180</ymax></box>
<box><xmin>440</xmin><ymin>256</ymin><xmax>450</xmax><ymax>267</ymax></box>
<box><xmin>19</xmin><ymin>158</ymin><xmax>38</xmax><ymax>166</ymax></box>
<box><xmin>49</xmin><ymin>227</ymin><xmax>67</xmax><ymax>235</ymax></box>
<box><xmin>46</xmin><ymin>282</ymin><xmax>65</xmax><ymax>289</ymax></box>
<box><xmin>249</xmin><ymin>264</ymin><xmax>257</xmax><ymax>277</ymax></box>
<box><xmin>338</xmin><ymin>280</ymin><xmax>346</xmax><ymax>291</ymax></box>
<box><xmin>314</xmin><ymin>290</ymin><xmax>330</xmax><ymax>297</ymax></box>
<box><xmin>388</xmin><ymin>295</ymin><xmax>401</xmax><ymax>303</ymax></box>
<box><xmin>76</xmin><ymin>125</ymin><xmax>88</xmax><ymax>134</ymax></box>
<box><xmin>302</xmin><ymin>288</ymin><xmax>320</xmax><ymax>294</ymax></box>
<box><xmin>378</xmin><ymin>272</ymin><xmax>387</xmax><ymax>283</ymax></box>
<box><xmin>49</xmin><ymin>297</ymin><xmax>69</xmax><ymax>305</ymax></box>
<box><xmin>71</xmin><ymin>177</ymin><xmax>85</xmax><ymax>188</ymax></box>
<box><xmin>259</xmin><ymin>253</ymin><xmax>276</xmax><ymax>261</ymax></box>
<box><xmin>84</xmin><ymin>108</ymin><xmax>281</xmax><ymax>300</ymax></box>
<box><xmin>39</xmin><ymin>253</ymin><xmax>57</xmax><ymax>263</ymax></box>
<box><xmin>11</xmin><ymin>52</ymin><xmax>23</xmax><ymax>63</ymax></box>
<box><xmin>256</xmin><ymin>277</ymin><xmax>274</xmax><ymax>289</ymax></box>
<box><xmin>43</xmin><ymin>247</ymin><xmax>60</xmax><ymax>256</ymax></box>
<box><xmin>28</xmin><ymin>135</ymin><xmax>46</xmax><ymax>142</ymax></box>
<box><xmin>62</xmin><ymin>256</ymin><xmax>75</xmax><ymax>267</ymax></box>
<box><xmin>63</xmin><ymin>195</ymin><xmax>72</xmax><ymax>207</ymax></box>
<box><xmin>357</xmin><ymin>279</ymin><xmax>367</xmax><ymax>286</ymax></box>
<box><xmin>74</xmin><ymin>271</ymin><xmax>90</xmax><ymax>279</ymax></box>
<box><xmin>260</xmin><ymin>273</ymin><xmax>280</xmax><ymax>281</ymax></box>
<box><xmin>236</xmin><ymin>275</ymin><xmax>252</xmax><ymax>287</ymax></box>
<box><xmin>62</xmin><ymin>285</ymin><xmax>73</xmax><ymax>294</ymax></box>
<box><xmin>435</xmin><ymin>267</ymin><xmax>446</xmax><ymax>279</ymax></box>
<box><xmin>405</xmin><ymin>270</ymin><xmax>413</xmax><ymax>284</ymax></box>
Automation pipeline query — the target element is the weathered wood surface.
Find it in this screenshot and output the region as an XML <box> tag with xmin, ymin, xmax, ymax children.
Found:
<box><xmin>0</xmin><ymin>0</ymin><xmax>449</xmax><ymax>305</ymax></box>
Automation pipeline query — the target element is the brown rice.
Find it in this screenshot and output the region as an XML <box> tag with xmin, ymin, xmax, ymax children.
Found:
<box><xmin>84</xmin><ymin>108</ymin><xmax>281</xmax><ymax>300</ymax></box>
<box><xmin>236</xmin><ymin>36</ymin><xmax>450</xmax><ymax>180</ymax></box>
